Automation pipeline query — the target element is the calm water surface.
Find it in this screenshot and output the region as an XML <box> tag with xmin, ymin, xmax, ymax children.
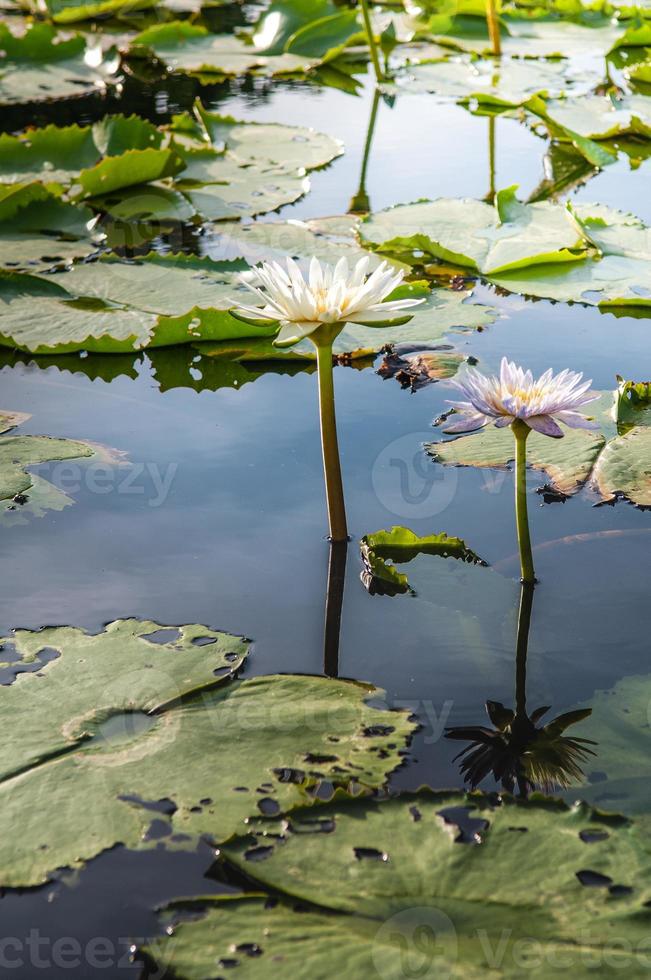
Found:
<box><xmin>1</xmin><ymin>70</ymin><xmax>650</xmax><ymax>975</ymax></box>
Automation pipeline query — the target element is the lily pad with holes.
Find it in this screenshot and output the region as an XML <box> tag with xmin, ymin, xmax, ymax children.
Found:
<box><xmin>360</xmin><ymin>187</ymin><xmax>586</xmax><ymax>275</ymax></box>
<box><xmin>360</xmin><ymin>526</ymin><xmax>486</xmax><ymax>596</ymax></box>
<box><xmin>0</xmin><ymin>620</ymin><xmax>415</xmax><ymax>887</ymax></box>
<box><xmin>0</xmin><ymin>22</ymin><xmax>118</xmax><ymax>106</ymax></box>
<box><xmin>147</xmin><ymin>790</ymin><xmax>651</xmax><ymax>979</ymax></box>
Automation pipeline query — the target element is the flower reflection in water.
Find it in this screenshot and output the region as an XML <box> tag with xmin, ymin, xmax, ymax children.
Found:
<box><xmin>445</xmin><ymin>583</ymin><xmax>597</xmax><ymax>798</ymax></box>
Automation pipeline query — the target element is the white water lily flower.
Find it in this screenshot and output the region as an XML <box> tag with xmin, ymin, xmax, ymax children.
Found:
<box><xmin>443</xmin><ymin>357</ymin><xmax>599</xmax><ymax>438</ymax></box>
<box><xmin>231</xmin><ymin>255</ymin><xmax>424</xmax><ymax>347</ymax></box>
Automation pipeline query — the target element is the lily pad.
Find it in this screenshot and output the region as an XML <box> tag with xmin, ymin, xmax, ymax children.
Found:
<box><xmin>0</xmin><ymin>254</ymin><xmax>272</xmax><ymax>353</ymax></box>
<box><xmin>360</xmin><ymin>187</ymin><xmax>585</xmax><ymax>275</ymax></box>
<box><xmin>129</xmin><ymin>21</ymin><xmax>322</xmax><ymax>78</ymax></box>
<box><xmin>432</xmin><ymin>14</ymin><xmax>627</xmax><ymax>59</ymax></box>
<box><xmin>0</xmin><ymin>619</ymin><xmax>415</xmax><ymax>887</ymax></box>
<box><xmin>0</xmin><ymin>104</ymin><xmax>341</xmax><ymax>225</ymax></box>
<box><xmin>0</xmin><ymin>414</ymin><xmax>95</xmax><ymax>516</ymax></box>
<box><xmin>491</xmin><ymin>202</ymin><xmax>651</xmax><ymax>307</ymax></box>
<box><xmin>147</xmin><ymin>791</ymin><xmax>651</xmax><ymax>979</ymax></box>
<box><xmin>574</xmin><ymin>672</ymin><xmax>651</xmax><ymax>813</ymax></box>
<box><xmin>0</xmin><ymin>114</ymin><xmax>183</xmax><ymax>199</ymax></box>
<box><xmin>428</xmin><ymin>421</ymin><xmax>606</xmax><ymax>497</ymax></box>
<box><xmin>0</xmin><ymin>187</ymin><xmax>100</xmax><ymax>272</ymax></box>
<box><xmin>0</xmin><ymin>22</ymin><xmax>118</xmax><ymax>105</ymax></box>
<box><xmin>527</xmin><ymin>93</ymin><xmax>651</xmax><ymax>166</ymax></box>
<box><xmin>393</xmin><ymin>54</ymin><xmax>600</xmax><ymax>106</ymax></box>
<box><xmin>20</xmin><ymin>0</ymin><xmax>157</xmax><ymax>24</ymax></box>
<box><xmin>177</xmin><ymin>102</ymin><xmax>344</xmax><ymax>173</ymax></box>
<box><xmin>360</xmin><ymin>526</ymin><xmax>486</xmax><ymax>595</ymax></box>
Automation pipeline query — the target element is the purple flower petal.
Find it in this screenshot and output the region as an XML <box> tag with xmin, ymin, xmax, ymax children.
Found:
<box><xmin>441</xmin><ymin>413</ymin><xmax>489</xmax><ymax>434</ymax></box>
<box><xmin>494</xmin><ymin>415</ymin><xmax>514</xmax><ymax>428</ymax></box>
<box><xmin>554</xmin><ymin>410</ymin><xmax>600</xmax><ymax>430</ymax></box>
<box><xmin>526</xmin><ymin>414</ymin><xmax>564</xmax><ymax>438</ymax></box>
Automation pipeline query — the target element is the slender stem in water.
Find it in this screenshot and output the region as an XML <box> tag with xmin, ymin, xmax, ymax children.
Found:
<box><xmin>314</xmin><ymin>339</ymin><xmax>348</xmax><ymax>542</ymax></box>
<box><xmin>323</xmin><ymin>539</ymin><xmax>348</xmax><ymax>677</ymax></box>
<box><xmin>359</xmin><ymin>0</ymin><xmax>384</xmax><ymax>84</ymax></box>
<box><xmin>488</xmin><ymin>115</ymin><xmax>496</xmax><ymax>200</ymax></box>
<box><xmin>513</xmin><ymin>420</ymin><xmax>535</xmax><ymax>584</ymax></box>
<box><xmin>349</xmin><ymin>87</ymin><xmax>381</xmax><ymax>214</ymax></box>
<box><xmin>514</xmin><ymin>581</ymin><xmax>534</xmax><ymax>719</ymax></box>
<box><xmin>486</xmin><ymin>0</ymin><xmax>501</xmax><ymax>56</ymax></box>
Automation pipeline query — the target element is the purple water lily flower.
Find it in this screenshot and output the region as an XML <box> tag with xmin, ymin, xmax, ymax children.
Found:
<box><xmin>443</xmin><ymin>357</ymin><xmax>600</xmax><ymax>439</ymax></box>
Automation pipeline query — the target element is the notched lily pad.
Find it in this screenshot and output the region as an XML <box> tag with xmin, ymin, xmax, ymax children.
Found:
<box><xmin>360</xmin><ymin>526</ymin><xmax>486</xmax><ymax>596</ymax></box>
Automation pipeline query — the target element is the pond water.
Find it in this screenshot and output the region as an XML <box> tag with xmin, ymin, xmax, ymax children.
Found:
<box><xmin>1</xmin><ymin>56</ymin><xmax>650</xmax><ymax>978</ymax></box>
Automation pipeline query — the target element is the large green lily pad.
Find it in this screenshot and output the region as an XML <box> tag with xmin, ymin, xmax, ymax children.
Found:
<box><xmin>147</xmin><ymin>791</ymin><xmax>651</xmax><ymax>978</ymax></box>
<box><xmin>0</xmin><ymin>619</ymin><xmax>415</xmax><ymax>887</ymax></box>
<box><xmin>491</xmin><ymin>202</ymin><xmax>651</xmax><ymax>307</ymax></box>
<box><xmin>432</xmin><ymin>13</ymin><xmax>630</xmax><ymax>58</ymax></box>
<box><xmin>360</xmin><ymin>187</ymin><xmax>585</xmax><ymax>275</ymax></box>
<box><xmin>0</xmin><ymin>22</ymin><xmax>118</xmax><ymax>105</ymax></box>
<box><xmin>0</xmin><ymin>255</ymin><xmax>273</xmax><ymax>353</ymax></box>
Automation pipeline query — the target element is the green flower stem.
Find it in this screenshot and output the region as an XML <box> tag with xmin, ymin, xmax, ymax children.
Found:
<box><xmin>513</xmin><ymin>420</ymin><xmax>535</xmax><ymax>584</ymax></box>
<box><xmin>314</xmin><ymin>338</ymin><xmax>348</xmax><ymax>542</ymax></box>
<box><xmin>359</xmin><ymin>0</ymin><xmax>383</xmax><ymax>84</ymax></box>
<box><xmin>486</xmin><ymin>0</ymin><xmax>501</xmax><ymax>56</ymax></box>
